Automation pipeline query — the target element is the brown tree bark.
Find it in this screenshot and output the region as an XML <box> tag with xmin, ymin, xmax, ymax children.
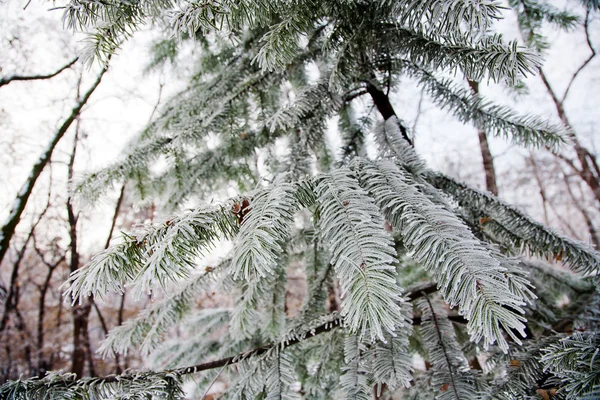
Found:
<box><xmin>526</xmin><ymin>154</ymin><xmax>551</xmax><ymax>225</ymax></box>
<box><xmin>365</xmin><ymin>80</ymin><xmax>412</xmax><ymax>145</ymax></box>
<box><xmin>31</xmin><ymin>233</ymin><xmax>65</xmax><ymax>376</ymax></box>
<box><xmin>13</xmin><ymin>306</ymin><xmax>33</xmax><ymax>376</ymax></box>
<box><xmin>468</xmin><ymin>80</ymin><xmax>499</xmax><ymax>196</ymax></box>
<box><xmin>36</xmin><ymin>265</ymin><xmax>63</xmax><ymax>374</ymax></box>
<box><xmin>66</xmin><ymin>125</ymin><xmax>93</xmax><ymax>378</ymax></box>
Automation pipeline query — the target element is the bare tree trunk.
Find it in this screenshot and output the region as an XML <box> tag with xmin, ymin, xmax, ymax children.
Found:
<box><xmin>0</xmin><ymin>237</ymin><xmax>32</xmax><ymax>333</ymax></box>
<box><xmin>71</xmin><ymin>303</ymin><xmax>91</xmax><ymax>378</ymax></box>
<box><xmin>2</xmin><ymin>344</ymin><xmax>12</xmax><ymax>381</ymax></box>
<box><xmin>66</xmin><ymin>124</ymin><xmax>92</xmax><ymax>378</ymax></box>
<box><xmin>13</xmin><ymin>305</ymin><xmax>33</xmax><ymax>376</ymax></box>
<box><xmin>0</xmin><ymin>185</ymin><xmax>52</xmax><ymax>332</ymax></box>
<box><xmin>35</xmin><ymin>259</ymin><xmax>60</xmax><ymax>376</ymax></box>
<box><xmin>468</xmin><ymin>80</ymin><xmax>499</xmax><ymax>196</ymax></box>
<box><xmin>100</xmin><ymin>184</ymin><xmax>126</xmax><ymax>374</ymax></box>
<box><xmin>50</xmin><ymin>289</ymin><xmax>65</xmax><ymax>368</ymax></box>
<box><xmin>0</xmin><ymin>66</ymin><xmax>107</xmax><ymax>268</ymax></box>
<box><xmin>31</xmin><ymin>233</ymin><xmax>64</xmax><ymax>377</ymax></box>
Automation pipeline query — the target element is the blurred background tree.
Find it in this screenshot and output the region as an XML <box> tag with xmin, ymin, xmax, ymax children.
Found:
<box><xmin>0</xmin><ymin>0</ymin><xmax>599</xmax><ymax>398</ymax></box>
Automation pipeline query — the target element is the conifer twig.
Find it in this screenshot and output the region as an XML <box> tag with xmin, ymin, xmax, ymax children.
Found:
<box><xmin>561</xmin><ymin>9</ymin><xmax>596</xmax><ymax>103</ymax></box>
<box><xmin>422</xmin><ymin>293</ymin><xmax>462</xmax><ymax>400</ymax></box>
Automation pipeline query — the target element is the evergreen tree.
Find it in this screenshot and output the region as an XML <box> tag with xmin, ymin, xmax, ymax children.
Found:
<box><xmin>3</xmin><ymin>1</ymin><xmax>600</xmax><ymax>399</ymax></box>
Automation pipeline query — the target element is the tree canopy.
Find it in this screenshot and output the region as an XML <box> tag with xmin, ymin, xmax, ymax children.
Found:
<box><xmin>2</xmin><ymin>0</ymin><xmax>600</xmax><ymax>399</ymax></box>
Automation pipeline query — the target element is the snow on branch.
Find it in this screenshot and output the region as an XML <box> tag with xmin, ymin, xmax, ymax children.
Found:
<box><xmin>64</xmin><ymin>205</ymin><xmax>238</xmax><ymax>302</ymax></box>
<box><xmin>230</xmin><ymin>175</ymin><xmax>298</xmax><ymax>280</ymax></box>
<box><xmin>314</xmin><ymin>168</ymin><xmax>407</xmax><ymax>341</ymax></box>
<box><xmin>381</xmin><ymin>26</ymin><xmax>541</xmax><ymax>84</ymax></box>
<box><xmin>355</xmin><ymin>157</ymin><xmax>527</xmax><ymax>351</ymax></box>
<box><xmin>395</xmin><ymin>61</ymin><xmax>567</xmax><ymax>150</ymax></box>
<box><xmin>429</xmin><ymin>173</ymin><xmax>600</xmax><ymax>275</ymax></box>
<box><xmin>98</xmin><ymin>265</ymin><xmax>226</xmax><ymax>357</ymax></box>
<box><xmin>393</xmin><ymin>0</ymin><xmax>505</xmax><ymax>35</ymax></box>
<box><xmin>540</xmin><ymin>330</ymin><xmax>600</xmax><ymax>398</ymax></box>
<box><xmin>416</xmin><ymin>294</ymin><xmax>484</xmax><ymax>399</ymax></box>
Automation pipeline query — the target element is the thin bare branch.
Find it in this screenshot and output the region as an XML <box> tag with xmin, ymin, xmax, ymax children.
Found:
<box><xmin>561</xmin><ymin>9</ymin><xmax>596</xmax><ymax>103</ymax></box>
<box><xmin>0</xmin><ymin>58</ymin><xmax>78</xmax><ymax>88</ymax></box>
<box><xmin>526</xmin><ymin>153</ymin><xmax>550</xmax><ymax>225</ymax></box>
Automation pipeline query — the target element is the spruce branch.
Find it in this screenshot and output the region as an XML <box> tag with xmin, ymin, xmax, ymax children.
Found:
<box><xmin>484</xmin><ymin>335</ymin><xmax>559</xmax><ymax>399</ymax></box>
<box><xmin>340</xmin><ymin>334</ymin><xmax>371</xmax><ymax>400</ymax></box>
<box><xmin>230</xmin><ymin>175</ymin><xmax>298</xmax><ymax>280</ymax></box>
<box><xmin>365</xmin><ymin>81</ymin><xmax>413</xmax><ymax>145</ymax></box>
<box><xmin>0</xmin><ymin>315</ymin><xmax>343</xmax><ymax>399</ymax></box>
<box><xmin>300</xmin><ymin>247</ymin><xmax>334</xmax><ymax>321</ymax></box>
<box><xmin>266</xmin><ymin>80</ymin><xmax>341</xmax><ymax>134</ymax></box>
<box><xmin>392</xmin><ymin>0</ymin><xmax>505</xmax><ymax>35</ymax></box>
<box><xmin>523</xmin><ymin>259</ymin><xmax>595</xmax><ymax>295</ymax></box>
<box><xmin>394</xmin><ymin>60</ymin><xmax>567</xmax><ymax>149</ymax></box>
<box><xmin>64</xmin><ymin>0</ymin><xmax>173</xmax><ymax>65</ymax></box>
<box><xmin>1</xmin><ymin>282</ymin><xmax>451</xmax><ymax>398</ymax></box>
<box><xmin>428</xmin><ymin>173</ymin><xmax>600</xmax><ymax>275</ymax></box>
<box><xmin>63</xmin><ymin>204</ymin><xmax>238</xmax><ymax>302</ymax></box>
<box><xmin>368</xmin><ymin>300</ymin><xmax>413</xmax><ymax>393</ymax></box>
<box><xmin>372</xmin><ymin>117</ymin><xmax>426</xmax><ymax>174</ymax></box>
<box><xmin>7</xmin><ymin>1</ymin><xmax>600</xmax><ymax>398</ymax></box>
<box><xmin>512</xmin><ymin>0</ymin><xmax>581</xmax><ymax>53</ymax></box>
<box><xmin>74</xmin><ymin>59</ymin><xmax>267</xmax><ymax>202</ymax></box>
<box><xmin>540</xmin><ymin>331</ymin><xmax>600</xmax><ymax>398</ymax></box>
<box><xmin>97</xmin><ymin>265</ymin><xmax>226</xmax><ymax>358</ymax></box>
<box><xmin>380</xmin><ymin>25</ymin><xmax>541</xmax><ymax>84</ymax></box>
<box><xmin>230</xmin><ymin>260</ymin><xmax>287</xmax><ymax>339</ymax></box>
<box><xmin>262</xmin><ymin>347</ymin><xmax>301</xmax><ymax>399</ymax></box>
<box><xmin>314</xmin><ymin>168</ymin><xmax>407</xmax><ymax>341</ymax></box>
<box><xmin>354</xmin><ymin>157</ymin><xmax>528</xmax><ymax>351</ymax></box>
<box><xmin>75</xmin><ymin>136</ymin><xmax>173</xmax><ymax>203</ymax></box>
<box><xmin>417</xmin><ymin>294</ymin><xmax>477</xmax><ymax>399</ymax></box>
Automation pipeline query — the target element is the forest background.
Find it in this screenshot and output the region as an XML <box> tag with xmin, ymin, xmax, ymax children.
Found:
<box><xmin>0</xmin><ymin>0</ymin><xmax>599</xmax><ymax>393</ymax></box>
